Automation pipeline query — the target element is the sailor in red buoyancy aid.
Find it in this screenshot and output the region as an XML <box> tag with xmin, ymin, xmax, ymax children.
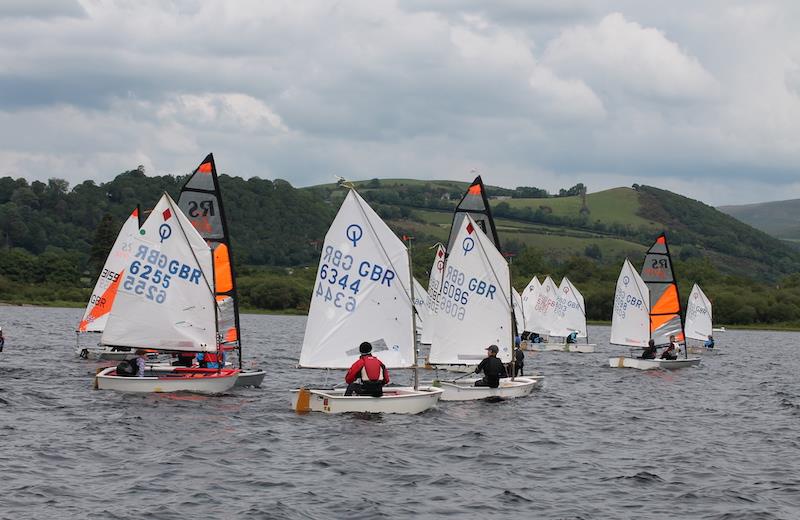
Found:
<box><xmin>344</xmin><ymin>342</ymin><xmax>390</xmax><ymax>397</ymax></box>
<box><xmin>197</xmin><ymin>350</ymin><xmax>224</xmax><ymax>369</ymax></box>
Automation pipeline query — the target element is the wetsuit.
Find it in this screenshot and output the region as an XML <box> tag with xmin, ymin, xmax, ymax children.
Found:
<box><xmin>660</xmin><ymin>346</ymin><xmax>677</xmax><ymax>360</ymax></box>
<box><xmin>641</xmin><ymin>346</ymin><xmax>657</xmax><ymax>359</ymax></box>
<box><xmin>474</xmin><ymin>356</ymin><xmax>507</xmax><ymax>388</ymax></box>
<box><xmin>513</xmin><ymin>349</ymin><xmax>524</xmax><ymax>376</ymax></box>
<box><xmin>345</xmin><ymin>355</ymin><xmax>389</xmax><ymax>397</ymax></box>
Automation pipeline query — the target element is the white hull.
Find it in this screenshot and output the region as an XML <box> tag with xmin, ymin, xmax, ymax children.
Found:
<box><xmin>608</xmin><ymin>357</ymin><xmax>702</xmax><ymax>370</ymax></box>
<box><xmin>95</xmin><ymin>366</ymin><xmax>239</xmax><ymax>393</ymax></box>
<box><xmin>687</xmin><ymin>346</ymin><xmax>720</xmax><ymax>355</ymax></box>
<box><xmin>421</xmin><ymin>377</ymin><xmax>540</xmax><ymax>401</ymax></box>
<box><xmin>541</xmin><ymin>343</ymin><xmax>596</xmax><ymax>353</ymax></box>
<box><xmin>427</xmin><ymin>364</ymin><xmax>474</xmax><ymax>373</ymax></box>
<box><xmin>291</xmin><ymin>386</ymin><xmax>443</xmax><ymax>414</ymax></box>
<box><xmin>77</xmin><ymin>347</ymin><xmax>137</xmax><ymax>361</ymax></box>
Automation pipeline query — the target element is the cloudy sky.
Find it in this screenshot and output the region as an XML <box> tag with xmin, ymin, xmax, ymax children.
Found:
<box><xmin>1</xmin><ymin>0</ymin><xmax>799</xmax><ymax>205</ymax></box>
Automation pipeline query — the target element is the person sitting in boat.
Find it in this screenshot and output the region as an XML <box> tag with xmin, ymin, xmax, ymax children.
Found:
<box><xmin>115</xmin><ymin>349</ymin><xmax>148</xmax><ymax>377</ymax></box>
<box><xmin>660</xmin><ymin>342</ymin><xmax>678</xmax><ymax>360</ymax></box>
<box><xmin>0</xmin><ymin>326</ymin><xmax>4</xmax><ymax>352</ymax></box>
<box><xmin>172</xmin><ymin>351</ymin><xmax>196</xmax><ymax>367</ymax></box>
<box><xmin>197</xmin><ymin>350</ymin><xmax>224</xmax><ymax>369</ymax></box>
<box><xmin>641</xmin><ymin>339</ymin><xmax>657</xmax><ymax>359</ymax></box>
<box><xmin>344</xmin><ymin>341</ymin><xmax>390</xmax><ymax>397</ymax></box>
<box><xmin>669</xmin><ymin>334</ymin><xmax>683</xmax><ymax>357</ymax></box>
<box><xmin>704</xmin><ymin>335</ymin><xmax>715</xmax><ymax>349</ymax></box>
<box><xmin>531</xmin><ymin>333</ymin><xmax>543</xmax><ymax>344</ymax></box>
<box><xmin>475</xmin><ymin>345</ymin><xmax>507</xmax><ymax>388</ymax></box>
<box><xmin>566</xmin><ymin>331</ymin><xmax>578</xmax><ymax>344</ymax></box>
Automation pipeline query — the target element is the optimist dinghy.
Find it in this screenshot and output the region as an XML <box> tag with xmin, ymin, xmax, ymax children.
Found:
<box><xmin>423</xmin><ymin>179</ymin><xmax>539</xmax><ymax>401</ymax></box>
<box><xmin>684</xmin><ymin>284</ymin><xmax>719</xmax><ymax>355</ymax></box>
<box><xmin>94</xmin><ymin>193</ymin><xmax>239</xmax><ymax>393</ymax></box>
<box><xmin>291</xmin><ymin>188</ymin><xmax>442</xmax><ymax>413</ymax></box>
<box><xmin>608</xmin><ymin>234</ymin><xmax>700</xmax><ymax>370</ymax></box>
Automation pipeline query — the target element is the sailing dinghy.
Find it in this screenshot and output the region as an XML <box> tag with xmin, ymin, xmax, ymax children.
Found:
<box><xmin>291</xmin><ymin>189</ymin><xmax>442</xmax><ymax>414</ymax></box>
<box><xmin>424</xmin><ymin>214</ymin><xmax>539</xmax><ymax>401</ymax></box>
<box><xmin>685</xmin><ymin>284</ymin><xmax>717</xmax><ymax>354</ymax></box>
<box><xmin>95</xmin><ymin>193</ymin><xmax>239</xmax><ymax>393</ymax></box>
<box><xmin>609</xmin><ymin>234</ymin><xmax>701</xmax><ymax>370</ymax></box>
<box><xmin>176</xmin><ymin>154</ymin><xmax>265</xmax><ymax>387</ymax></box>
<box><xmin>542</xmin><ymin>277</ymin><xmax>595</xmax><ymax>353</ymax></box>
<box><xmin>76</xmin><ymin>208</ymin><xmax>145</xmax><ymax>361</ymax></box>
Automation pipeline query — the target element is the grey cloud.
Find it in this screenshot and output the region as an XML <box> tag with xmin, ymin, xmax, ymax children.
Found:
<box><xmin>0</xmin><ymin>0</ymin><xmax>85</xmax><ymax>19</ymax></box>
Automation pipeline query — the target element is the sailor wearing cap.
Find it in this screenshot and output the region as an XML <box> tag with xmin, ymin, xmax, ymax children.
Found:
<box><xmin>474</xmin><ymin>344</ymin><xmax>506</xmax><ymax>388</ymax></box>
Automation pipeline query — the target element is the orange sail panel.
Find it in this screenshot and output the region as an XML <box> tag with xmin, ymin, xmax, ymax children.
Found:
<box><xmin>79</xmin><ymin>269</ymin><xmax>124</xmax><ymax>332</ymax></box>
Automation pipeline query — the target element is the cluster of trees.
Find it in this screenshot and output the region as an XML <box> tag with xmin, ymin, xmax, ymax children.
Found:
<box><xmin>3</xmin><ymin>169</ymin><xmax>800</xmax><ymax>326</ymax></box>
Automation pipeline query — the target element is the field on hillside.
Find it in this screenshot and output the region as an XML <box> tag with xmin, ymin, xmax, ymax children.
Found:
<box><xmin>502</xmin><ymin>187</ymin><xmax>657</xmax><ymax>229</ymax></box>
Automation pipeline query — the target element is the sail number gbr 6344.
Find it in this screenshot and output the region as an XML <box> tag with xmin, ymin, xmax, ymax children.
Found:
<box><xmin>315</xmin><ymin>245</ymin><xmax>397</xmax><ymax>313</ymax></box>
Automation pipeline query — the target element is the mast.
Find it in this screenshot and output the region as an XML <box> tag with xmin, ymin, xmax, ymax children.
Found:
<box><xmin>406</xmin><ymin>236</ymin><xmax>419</xmax><ymax>390</ymax></box>
<box><xmin>662</xmin><ymin>233</ymin><xmax>687</xmax><ymax>359</ymax></box>
<box><xmin>177</xmin><ymin>153</ymin><xmax>243</xmax><ymax>369</ymax></box>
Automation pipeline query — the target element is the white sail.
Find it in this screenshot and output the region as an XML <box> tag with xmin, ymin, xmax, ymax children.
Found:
<box><xmin>78</xmin><ymin>208</ymin><xmax>140</xmax><ymax>333</ymax></box>
<box><xmin>102</xmin><ymin>193</ymin><xmax>217</xmax><ymax>352</ymax></box>
<box><xmin>520</xmin><ymin>276</ymin><xmax>541</xmax><ymax>331</ymax></box>
<box><xmin>610</xmin><ymin>259</ymin><xmax>650</xmax><ymax>347</ymax></box>
<box><xmin>685</xmin><ymin>284</ymin><xmax>713</xmax><ymax>341</ymax></box>
<box><xmin>413</xmin><ymin>277</ymin><xmax>428</xmax><ymax>330</ymax></box>
<box><xmin>299</xmin><ymin>190</ymin><xmax>414</xmax><ymax>369</ymax></box>
<box><xmin>429</xmin><ymin>214</ymin><xmax>512</xmax><ymax>365</ymax></box>
<box><xmin>526</xmin><ymin>275</ymin><xmax>559</xmax><ymax>335</ymax></box>
<box><xmin>552</xmin><ymin>277</ymin><xmax>587</xmax><ymax>338</ymax></box>
<box><xmin>420</xmin><ymin>244</ymin><xmax>446</xmax><ymax>345</ymax></box>
<box><xmin>512</xmin><ymin>287</ymin><xmax>525</xmax><ymax>335</ymax></box>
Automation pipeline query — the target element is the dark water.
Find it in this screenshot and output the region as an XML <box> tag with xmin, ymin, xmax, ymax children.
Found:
<box><xmin>1</xmin><ymin>306</ymin><xmax>799</xmax><ymax>519</ymax></box>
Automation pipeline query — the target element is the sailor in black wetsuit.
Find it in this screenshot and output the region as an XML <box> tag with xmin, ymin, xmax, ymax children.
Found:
<box><xmin>641</xmin><ymin>339</ymin><xmax>657</xmax><ymax>359</ymax></box>
<box><xmin>474</xmin><ymin>345</ymin><xmax>507</xmax><ymax>388</ymax></box>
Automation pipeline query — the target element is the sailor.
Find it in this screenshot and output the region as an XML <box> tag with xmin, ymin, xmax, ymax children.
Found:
<box><xmin>197</xmin><ymin>350</ymin><xmax>224</xmax><ymax>369</ymax></box>
<box><xmin>134</xmin><ymin>349</ymin><xmax>148</xmax><ymax>376</ymax></box>
<box><xmin>344</xmin><ymin>342</ymin><xmax>389</xmax><ymax>397</ymax></box>
<box><xmin>531</xmin><ymin>333</ymin><xmax>543</xmax><ymax>344</ymax></box>
<box><xmin>660</xmin><ymin>342</ymin><xmax>678</xmax><ymax>360</ymax></box>
<box><xmin>474</xmin><ymin>345</ymin><xmax>507</xmax><ymax>388</ymax></box>
<box><xmin>566</xmin><ymin>331</ymin><xmax>578</xmax><ymax>344</ymax></box>
<box><xmin>704</xmin><ymin>335</ymin><xmax>715</xmax><ymax>349</ymax></box>
<box><xmin>0</xmin><ymin>326</ymin><xmax>4</xmax><ymax>352</ymax></box>
<box><xmin>641</xmin><ymin>339</ymin><xmax>657</xmax><ymax>359</ymax></box>
<box><xmin>669</xmin><ymin>334</ymin><xmax>683</xmax><ymax>357</ymax></box>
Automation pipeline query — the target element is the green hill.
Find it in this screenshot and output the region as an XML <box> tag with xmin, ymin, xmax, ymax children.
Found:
<box><xmin>719</xmin><ymin>199</ymin><xmax>800</xmax><ymax>241</ymax></box>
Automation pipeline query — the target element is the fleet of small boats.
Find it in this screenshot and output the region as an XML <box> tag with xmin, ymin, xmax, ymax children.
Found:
<box><xmin>65</xmin><ymin>164</ymin><xmax>718</xmax><ymax>410</ymax></box>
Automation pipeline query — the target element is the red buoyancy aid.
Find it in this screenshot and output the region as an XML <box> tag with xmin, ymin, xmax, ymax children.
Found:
<box><xmin>345</xmin><ymin>355</ymin><xmax>390</xmax><ymax>385</ymax></box>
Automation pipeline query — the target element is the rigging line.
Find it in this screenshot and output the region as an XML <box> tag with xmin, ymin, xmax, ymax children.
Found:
<box><xmin>351</xmin><ymin>190</ymin><xmax>414</xmax><ymax>307</ymax></box>
<box><xmin>166</xmin><ymin>194</ymin><xmax>219</xmax><ymax>312</ymax></box>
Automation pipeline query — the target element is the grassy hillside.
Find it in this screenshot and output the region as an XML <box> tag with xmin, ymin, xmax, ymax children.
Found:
<box><xmin>719</xmin><ymin>199</ymin><xmax>800</xmax><ymax>240</ymax></box>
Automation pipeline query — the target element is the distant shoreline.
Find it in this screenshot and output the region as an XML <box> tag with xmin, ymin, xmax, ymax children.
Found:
<box><xmin>2</xmin><ymin>301</ymin><xmax>799</xmax><ymax>332</ymax></box>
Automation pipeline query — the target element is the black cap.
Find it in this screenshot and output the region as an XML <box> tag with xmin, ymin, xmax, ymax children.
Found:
<box><xmin>359</xmin><ymin>342</ymin><xmax>372</xmax><ymax>354</ymax></box>
<box><xmin>486</xmin><ymin>345</ymin><xmax>499</xmax><ymax>353</ymax></box>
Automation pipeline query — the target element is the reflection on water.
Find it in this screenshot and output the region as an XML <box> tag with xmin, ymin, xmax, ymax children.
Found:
<box><xmin>0</xmin><ymin>306</ymin><xmax>799</xmax><ymax>518</ymax></box>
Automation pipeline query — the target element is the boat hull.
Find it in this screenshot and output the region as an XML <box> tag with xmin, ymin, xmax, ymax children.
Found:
<box><xmin>95</xmin><ymin>367</ymin><xmax>239</xmax><ymax>393</ymax></box>
<box><xmin>236</xmin><ymin>369</ymin><xmax>266</xmax><ymax>387</ymax></box>
<box><xmin>290</xmin><ymin>386</ymin><xmax>443</xmax><ymax>414</ymax></box>
<box><xmin>422</xmin><ymin>377</ymin><xmax>540</xmax><ymax>401</ymax></box>
<box><xmin>608</xmin><ymin>357</ymin><xmax>702</xmax><ymax>370</ymax></box>
<box><xmin>541</xmin><ymin>343</ymin><xmax>596</xmax><ymax>353</ymax></box>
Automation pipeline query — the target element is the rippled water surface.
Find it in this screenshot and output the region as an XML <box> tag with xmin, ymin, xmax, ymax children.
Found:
<box><xmin>1</xmin><ymin>306</ymin><xmax>799</xmax><ymax>519</ymax></box>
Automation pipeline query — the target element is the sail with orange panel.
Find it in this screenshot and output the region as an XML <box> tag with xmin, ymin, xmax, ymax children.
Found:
<box><xmin>177</xmin><ymin>154</ymin><xmax>242</xmax><ymax>367</ymax></box>
<box><xmin>639</xmin><ymin>233</ymin><xmax>685</xmax><ymax>352</ymax></box>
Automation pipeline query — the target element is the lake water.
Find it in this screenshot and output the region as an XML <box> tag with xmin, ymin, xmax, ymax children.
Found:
<box><xmin>0</xmin><ymin>306</ymin><xmax>799</xmax><ymax>519</ymax></box>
